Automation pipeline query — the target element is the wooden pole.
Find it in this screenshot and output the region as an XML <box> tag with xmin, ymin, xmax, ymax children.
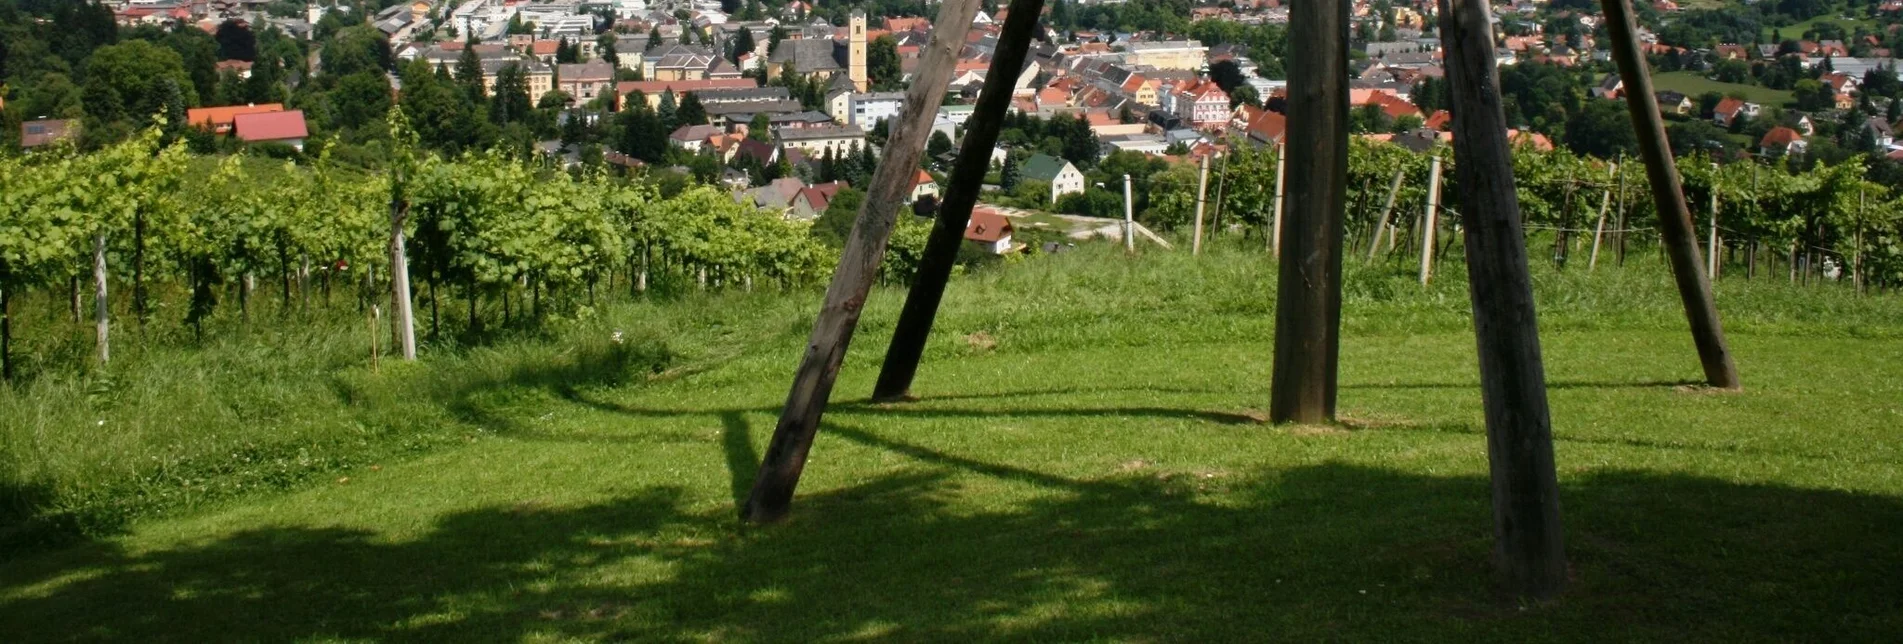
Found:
<box><xmin>1367</xmin><ymin>168</ymin><xmax>1406</xmax><ymax>262</ymax></box>
<box><xmin>743</xmin><ymin>0</ymin><xmax>983</xmax><ymax>524</ymax></box>
<box><xmin>1268</xmin><ymin>0</ymin><xmax>1348</xmax><ymax>424</ymax></box>
<box><xmin>93</xmin><ymin>233</ymin><xmax>109</xmax><ymax>365</ymax></box>
<box><xmin>388</xmin><ymin>170</ymin><xmax>418</xmax><ymax>361</ymax></box>
<box><xmin>1193</xmin><ymin>153</ymin><xmax>1210</xmax><ymax>255</ymax></box>
<box><xmin>1615</xmin><ymin>159</ymin><xmax>1628</xmax><ymax>266</ymax></box>
<box><xmin>1420</xmin><ymin>155</ymin><xmax>1443</xmax><ymax>285</ymax></box>
<box><xmin>1600</xmin><ymin>0</ymin><xmax>1740</xmax><ymax>389</ymax></box>
<box><xmin>872</xmin><ymin>0</ymin><xmax>1044</xmax><ymax>402</ymax></box>
<box><xmin>1854</xmin><ymin>189</ymin><xmax>1865</xmax><ymax>294</ymax></box>
<box><xmin>1123</xmin><ymin>174</ymin><xmax>1135</xmax><ymax>252</ymax></box>
<box><xmin>1212</xmin><ymin>150</ymin><xmax>1231</xmax><ymax>231</ymax></box>
<box><xmin>1438</xmin><ymin>0</ymin><xmax>1567</xmax><ymax>600</ymax></box>
<box><xmin>1270</xmin><ymin>143</ymin><xmax>1287</xmax><ymax>254</ymax></box>
<box><xmin>1589</xmin><ymin>162</ymin><xmax>1616</xmax><ymax>270</ymax></box>
<box><xmin>1708</xmin><ymin>171</ymin><xmax>1720</xmax><ymax>280</ymax></box>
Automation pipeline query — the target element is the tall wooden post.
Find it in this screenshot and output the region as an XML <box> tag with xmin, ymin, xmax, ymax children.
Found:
<box><xmin>1708</xmin><ymin>173</ymin><xmax>1720</xmax><ymax>279</ymax></box>
<box><xmin>1589</xmin><ymin>163</ymin><xmax>1616</xmax><ymax>270</ymax></box>
<box><xmin>1367</xmin><ymin>168</ymin><xmax>1406</xmax><ymax>261</ymax></box>
<box><xmin>1419</xmin><ymin>156</ymin><xmax>1443</xmax><ymax>285</ymax></box>
<box><xmin>744</xmin><ymin>0</ymin><xmax>983</xmax><ymax>523</ymax></box>
<box><xmin>872</xmin><ymin>0</ymin><xmax>1045</xmax><ymax>402</ymax></box>
<box><xmin>1270</xmin><ymin>143</ymin><xmax>1288</xmax><ymax>254</ymax></box>
<box><xmin>1854</xmin><ymin>189</ymin><xmax>1865</xmax><ymax>294</ymax></box>
<box><xmin>1193</xmin><ymin>154</ymin><xmax>1210</xmax><ymax>255</ymax></box>
<box><xmin>1268</xmin><ymin>0</ymin><xmax>1349</xmax><ymax>424</ymax></box>
<box><xmin>1600</xmin><ymin>0</ymin><xmax>1740</xmax><ymax>389</ymax></box>
<box><xmin>1123</xmin><ymin>174</ymin><xmax>1136</xmax><ymax>252</ymax></box>
<box><xmin>1439</xmin><ymin>0</ymin><xmax>1567</xmax><ymax>600</ymax></box>
<box><xmin>388</xmin><ymin>172</ymin><xmax>418</xmax><ymax>361</ymax></box>
<box><xmin>94</xmin><ymin>234</ymin><xmax>110</xmax><ymax>364</ymax></box>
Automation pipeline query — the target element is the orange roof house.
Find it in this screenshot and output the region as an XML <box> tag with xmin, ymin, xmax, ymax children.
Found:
<box><xmin>186</xmin><ymin>103</ymin><xmax>286</xmax><ymax>134</ymax></box>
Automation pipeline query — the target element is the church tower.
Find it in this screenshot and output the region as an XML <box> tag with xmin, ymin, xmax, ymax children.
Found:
<box><xmin>848</xmin><ymin>10</ymin><xmax>868</xmax><ymax>91</ymax></box>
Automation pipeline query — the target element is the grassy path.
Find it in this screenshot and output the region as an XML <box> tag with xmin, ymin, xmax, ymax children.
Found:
<box><xmin>4</xmin><ymin>322</ymin><xmax>1901</xmax><ymax>640</ymax></box>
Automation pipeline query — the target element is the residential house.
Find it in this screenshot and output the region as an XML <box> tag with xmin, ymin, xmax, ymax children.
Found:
<box><xmin>1865</xmin><ymin>117</ymin><xmax>1896</xmax><ymax>148</ymax></box>
<box><xmin>790</xmin><ymin>181</ymin><xmax>848</xmax><ymax>220</ymax></box>
<box><xmin>1712</xmin><ymin>98</ymin><xmax>1759</xmax><ymax>127</ymax></box>
<box><xmin>618</xmin><ymin>78</ymin><xmax>760</xmax><ymax>108</ymax></box>
<box><xmin>1167</xmin><ymin>78</ymin><xmax>1230</xmax><ymax>127</ymax></box>
<box><xmin>1655</xmin><ymin>91</ymin><xmax>1693</xmax><ymax>115</ymax></box>
<box><xmin>1020</xmin><ymin>153</ymin><xmax>1085</xmax><ymax>203</ymax></box>
<box><xmin>1760</xmin><ymin>126</ymin><xmax>1807</xmax><ymax>156</ymax></box>
<box><xmin>908</xmin><ymin>170</ymin><xmax>939</xmax><ymax>203</ymax></box>
<box><xmin>232</xmin><ymin>110</ymin><xmax>310</xmax><ymax>151</ymax></box>
<box><xmin>847</xmin><ymin>92</ymin><xmax>906</xmax><ymax>127</ymax></box>
<box><xmin>557</xmin><ymin>61</ymin><xmax>617</xmax><ymax>104</ymax></box>
<box><xmin>1591</xmin><ymin>73</ymin><xmax>1623</xmax><ymax>99</ymax></box>
<box><xmin>19</xmin><ymin>119</ymin><xmax>77</xmax><ymax>149</ymax></box>
<box><xmin>668</xmin><ymin>124</ymin><xmax>725</xmax><ymax>152</ymax></box>
<box><xmin>776</xmin><ymin>124</ymin><xmax>866</xmax><ymax>158</ymax></box>
<box><xmin>965</xmin><ymin>208</ymin><xmax>1016</xmax><ymax>254</ymax></box>
<box><xmin>186</xmin><ymin>103</ymin><xmax>285</xmax><ymax>134</ymax></box>
<box><xmin>483</xmin><ymin>59</ymin><xmax>556</xmax><ymax>106</ymax></box>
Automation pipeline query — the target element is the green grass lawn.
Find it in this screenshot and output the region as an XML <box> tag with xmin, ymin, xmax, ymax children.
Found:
<box><xmin>4</xmin><ymin>242</ymin><xmax>1902</xmax><ymax>640</ymax></box>
<box><xmin>1653</xmin><ymin>72</ymin><xmax>1796</xmax><ymax>108</ymax></box>
<box><xmin>1768</xmin><ymin>13</ymin><xmax>1877</xmax><ymax>43</ymax></box>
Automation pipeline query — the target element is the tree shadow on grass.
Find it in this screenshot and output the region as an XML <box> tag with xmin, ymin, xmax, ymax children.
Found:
<box><xmin>4</xmin><ymin>443</ymin><xmax>1900</xmax><ymax>640</ymax></box>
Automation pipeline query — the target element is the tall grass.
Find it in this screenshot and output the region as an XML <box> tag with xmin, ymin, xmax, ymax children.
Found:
<box><xmin>3</xmin><ymin>237</ymin><xmax>1898</xmax><ymax>550</ymax></box>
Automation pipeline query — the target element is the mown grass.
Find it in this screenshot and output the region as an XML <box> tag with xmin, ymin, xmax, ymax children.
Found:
<box><xmin>3</xmin><ymin>238</ymin><xmax>1902</xmax><ymax>640</ymax></box>
<box><xmin>1653</xmin><ymin>71</ymin><xmax>1796</xmax><ymax>108</ymax></box>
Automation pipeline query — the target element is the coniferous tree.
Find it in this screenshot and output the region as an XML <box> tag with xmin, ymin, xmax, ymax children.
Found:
<box><xmin>677</xmin><ymin>92</ymin><xmax>707</xmax><ymax>126</ymax></box>
<box><xmin>455</xmin><ymin>40</ymin><xmax>487</xmax><ymax>103</ymax></box>
<box><xmin>657</xmin><ymin>90</ymin><xmax>678</xmax><ymax>130</ymax></box>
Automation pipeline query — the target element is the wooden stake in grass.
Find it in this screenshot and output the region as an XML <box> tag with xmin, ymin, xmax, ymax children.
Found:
<box><xmin>1269</xmin><ymin>0</ymin><xmax>1349</xmax><ymax>425</ymax></box>
<box><xmin>1438</xmin><ymin>0</ymin><xmax>1567</xmax><ymax>600</ymax></box>
<box><xmin>1123</xmin><ymin>174</ymin><xmax>1135</xmax><ymax>253</ymax></box>
<box><xmin>1420</xmin><ymin>155</ymin><xmax>1443</xmax><ymax>286</ymax></box>
<box><xmin>1270</xmin><ymin>143</ymin><xmax>1287</xmax><ymax>255</ymax></box>
<box><xmin>94</xmin><ymin>232</ymin><xmax>109</xmax><ymax>365</ymax></box>
<box><xmin>1590</xmin><ymin>163</ymin><xmax>1616</xmax><ymax>271</ymax></box>
<box><xmin>871</xmin><ymin>0</ymin><xmax>1045</xmax><ymax>403</ymax></box>
<box><xmin>1367</xmin><ymin>168</ymin><xmax>1406</xmax><ymax>262</ymax></box>
<box><xmin>1193</xmin><ymin>154</ymin><xmax>1210</xmax><ymax>256</ymax></box>
<box><xmin>744</xmin><ymin>1</ymin><xmax>984</xmax><ymax>524</ymax></box>
<box><xmin>1600</xmin><ymin>0</ymin><xmax>1740</xmax><ymax>390</ymax></box>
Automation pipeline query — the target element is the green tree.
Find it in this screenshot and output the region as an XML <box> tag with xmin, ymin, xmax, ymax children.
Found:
<box><xmin>161</xmin><ymin>28</ymin><xmax>222</xmax><ymax>104</ymax></box>
<box><xmin>490</xmin><ymin>62</ymin><xmax>533</xmax><ymax>125</ymax></box>
<box><xmin>677</xmin><ymin>92</ymin><xmax>707</xmax><ymax>126</ymax></box>
<box><xmin>455</xmin><ymin>40</ymin><xmax>487</xmax><ymax>103</ymax></box>
<box><xmin>868</xmin><ymin>35</ymin><xmax>901</xmax><ymax>90</ymax></box>
<box><xmin>1563</xmin><ymin>98</ymin><xmax>1639</xmax><ymax>158</ymax></box>
<box><xmin>84</xmin><ymin>40</ymin><xmax>199</xmax><ymax>125</ymax></box>
<box><xmin>927</xmin><ymin>130</ymin><xmax>954</xmax><ymax>161</ymax></box>
<box><xmin>749</xmin><ymin>112</ymin><xmax>772</xmax><ymax>141</ymax></box>
<box><xmin>730</xmin><ymin>27</ymin><xmax>756</xmax><ymax>64</ymax></box>
<box><xmin>1000</xmin><ymin>153</ymin><xmax>1020</xmax><ymax>190</ymax></box>
<box><xmin>1793</xmin><ymin>79</ymin><xmax>1833</xmax><ymax>111</ymax></box>
<box><xmin>332</xmin><ymin>71</ymin><xmax>393</xmax><ymax>130</ymax></box>
<box><xmin>324</xmin><ymin>25</ymin><xmax>393</xmax><ymax>78</ymax></box>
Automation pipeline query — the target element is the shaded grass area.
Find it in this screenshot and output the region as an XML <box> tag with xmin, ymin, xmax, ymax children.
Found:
<box><xmin>2</xmin><ymin>240</ymin><xmax>1902</xmax><ymax>638</ymax></box>
<box><xmin>1</xmin><ymin>328</ymin><xmax>1901</xmax><ymax>640</ymax></box>
<box><xmin>1653</xmin><ymin>72</ymin><xmax>1796</xmax><ymax>108</ymax></box>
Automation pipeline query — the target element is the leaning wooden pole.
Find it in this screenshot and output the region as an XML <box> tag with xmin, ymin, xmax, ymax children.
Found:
<box><xmin>1193</xmin><ymin>153</ymin><xmax>1210</xmax><ymax>255</ymax></box>
<box><xmin>1366</xmin><ymin>168</ymin><xmax>1405</xmax><ymax>261</ymax></box>
<box><xmin>871</xmin><ymin>0</ymin><xmax>1044</xmax><ymax>402</ymax></box>
<box><xmin>1438</xmin><ymin>0</ymin><xmax>1567</xmax><ymax>599</ymax></box>
<box><xmin>1268</xmin><ymin>0</ymin><xmax>1349</xmax><ymax>424</ymax></box>
<box><xmin>1589</xmin><ymin>162</ymin><xmax>1616</xmax><ymax>270</ymax></box>
<box><xmin>1600</xmin><ymin>0</ymin><xmax>1741</xmax><ymax>389</ymax></box>
<box><xmin>744</xmin><ymin>0</ymin><xmax>983</xmax><ymax>523</ymax></box>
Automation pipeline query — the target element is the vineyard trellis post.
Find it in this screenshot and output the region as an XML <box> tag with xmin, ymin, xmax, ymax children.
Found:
<box><xmin>1590</xmin><ymin>162</ymin><xmax>1616</xmax><ymax>270</ymax></box>
<box><xmin>1420</xmin><ymin>155</ymin><xmax>1443</xmax><ymax>285</ymax></box>
<box><xmin>1269</xmin><ymin>0</ymin><xmax>1349</xmax><ymax>424</ymax></box>
<box><xmin>1368</xmin><ymin>168</ymin><xmax>1406</xmax><ymax>262</ymax></box>
<box><xmin>1123</xmin><ymin>174</ymin><xmax>1136</xmax><ymax>252</ymax></box>
<box><xmin>94</xmin><ymin>233</ymin><xmax>109</xmax><ymax>365</ymax></box>
<box><xmin>1270</xmin><ymin>143</ymin><xmax>1288</xmax><ymax>255</ymax></box>
<box><xmin>1194</xmin><ymin>154</ymin><xmax>1210</xmax><ymax>256</ymax></box>
<box><xmin>1600</xmin><ymin>0</ymin><xmax>1741</xmax><ymax>390</ymax></box>
<box><xmin>871</xmin><ymin>0</ymin><xmax>1045</xmax><ymax>403</ymax></box>
<box><xmin>1439</xmin><ymin>0</ymin><xmax>1567</xmax><ymax>599</ymax></box>
<box><xmin>386</xmin><ymin>109</ymin><xmax>419</xmax><ymax>361</ymax></box>
<box><xmin>742</xmin><ymin>0</ymin><xmax>984</xmax><ymax>523</ymax></box>
<box><xmin>1708</xmin><ymin>166</ymin><xmax>1720</xmax><ymax>280</ymax></box>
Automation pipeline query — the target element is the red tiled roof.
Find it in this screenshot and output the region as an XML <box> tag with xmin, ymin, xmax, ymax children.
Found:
<box><xmin>187</xmin><ymin>103</ymin><xmax>285</xmax><ymax>131</ymax></box>
<box><xmin>1714</xmin><ymin>97</ymin><xmax>1747</xmax><ymax>117</ymax></box>
<box><xmin>966</xmin><ymin>209</ymin><xmax>1014</xmax><ymax>243</ymax></box>
<box><xmin>1761</xmin><ymin>126</ymin><xmax>1803</xmax><ymax>146</ymax></box>
<box><xmin>232</xmin><ymin>110</ymin><xmax>309</xmax><ymax>143</ymax></box>
<box><xmin>1424</xmin><ymin>110</ymin><xmax>1452</xmax><ymax>130</ymax></box>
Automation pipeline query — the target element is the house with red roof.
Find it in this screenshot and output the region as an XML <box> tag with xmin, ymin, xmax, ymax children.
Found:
<box><xmin>965</xmin><ymin>208</ymin><xmax>1016</xmax><ymax>254</ymax></box>
<box><xmin>1760</xmin><ymin>126</ymin><xmax>1806</xmax><ymax>156</ymax></box>
<box><xmin>909</xmin><ymin>169</ymin><xmax>939</xmax><ymax>203</ymax></box>
<box><xmin>1168</xmin><ymin>78</ymin><xmax>1230</xmax><ymax>127</ymax></box>
<box><xmin>232</xmin><ymin>110</ymin><xmax>310</xmax><ymax>151</ymax></box>
<box><xmin>790</xmin><ymin>181</ymin><xmax>848</xmax><ymax>220</ymax></box>
<box><xmin>1712</xmin><ymin>97</ymin><xmax>1758</xmax><ymax>127</ymax></box>
<box><xmin>187</xmin><ymin>103</ymin><xmax>285</xmax><ymax>135</ymax></box>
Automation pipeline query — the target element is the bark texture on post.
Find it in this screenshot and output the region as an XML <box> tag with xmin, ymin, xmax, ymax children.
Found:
<box><xmin>94</xmin><ymin>233</ymin><xmax>109</xmax><ymax>365</ymax></box>
<box><xmin>1439</xmin><ymin>0</ymin><xmax>1568</xmax><ymax>600</ymax></box>
<box><xmin>389</xmin><ymin>173</ymin><xmax>418</xmax><ymax>361</ymax></box>
<box><xmin>744</xmin><ymin>0</ymin><xmax>984</xmax><ymax>524</ymax></box>
<box><xmin>871</xmin><ymin>0</ymin><xmax>1045</xmax><ymax>402</ymax></box>
<box><xmin>1193</xmin><ymin>154</ymin><xmax>1210</xmax><ymax>255</ymax></box>
<box><xmin>1268</xmin><ymin>0</ymin><xmax>1349</xmax><ymax>424</ymax></box>
<box><xmin>1600</xmin><ymin>0</ymin><xmax>1741</xmax><ymax>389</ymax></box>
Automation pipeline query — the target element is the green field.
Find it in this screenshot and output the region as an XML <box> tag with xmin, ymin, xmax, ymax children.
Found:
<box><xmin>4</xmin><ymin>243</ymin><xmax>1902</xmax><ymax>640</ymax></box>
<box><xmin>1653</xmin><ymin>71</ymin><xmax>1796</xmax><ymax>108</ymax></box>
<box><xmin>1767</xmin><ymin>13</ymin><xmax>1878</xmax><ymax>43</ymax></box>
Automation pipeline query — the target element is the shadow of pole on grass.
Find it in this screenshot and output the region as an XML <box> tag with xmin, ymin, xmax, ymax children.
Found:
<box><xmin>4</xmin><ymin>465</ymin><xmax>1900</xmax><ymax>641</ymax></box>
